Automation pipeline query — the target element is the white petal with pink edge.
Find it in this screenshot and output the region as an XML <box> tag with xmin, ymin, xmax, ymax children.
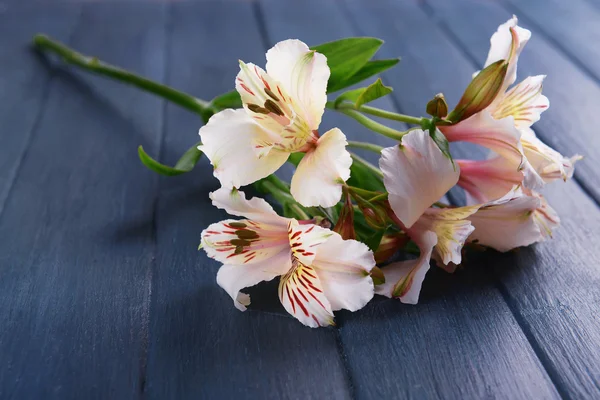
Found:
<box><xmin>311</xmin><ymin>234</ymin><xmax>375</xmax><ymax>312</ymax></box>
<box><xmin>266</xmin><ymin>39</ymin><xmax>329</xmax><ymax>131</ymax></box>
<box><xmin>468</xmin><ymin>191</ymin><xmax>542</xmax><ymax>252</ymax></box>
<box><xmin>279</xmin><ymin>259</ymin><xmax>334</xmax><ymax>328</ymax></box>
<box><xmin>457</xmin><ymin>156</ymin><xmax>524</xmax><ymax>204</ymax></box>
<box><xmin>216</xmin><ymin>248</ymin><xmax>293</xmax><ymax>311</ymax></box>
<box><xmin>375</xmin><ymin>231</ymin><xmax>437</xmax><ymax>304</ymax></box>
<box><xmin>441</xmin><ymin>110</ymin><xmax>524</xmax><ymax>168</ymax></box>
<box><xmin>290</xmin><ymin>128</ymin><xmax>352</xmax><ymax>208</ymax></box>
<box><xmin>198</xmin><ymin>109</ymin><xmax>290</xmax><ymax>189</ymax></box>
<box><xmin>491</xmin><ymin>75</ymin><xmax>549</xmax><ymax>129</ymax></box>
<box><xmin>380</xmin><ymin>129</ymin><xmax>459</xmax><ymax>228</ymax></box>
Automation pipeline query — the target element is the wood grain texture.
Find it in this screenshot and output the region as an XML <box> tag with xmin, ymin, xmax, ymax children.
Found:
<box><xmin>143</xmin><ymin>2</ymin><xmax>351</xmax><ymax>399</ymax></box>
<box><xmin>1</xmin><ymin>0</ymin><xmax>599</xmax><ymax>399</ymax></box>
<box><xmin>499</xmin><ymin>0</ymin><xmax>600</xmax><ymax>82</ymax></box>
<box><xmin>418</xmin><ymin>0</ymin><xmax>600</xmax><ymax>397</ymax></box>
<box><xmin>259</xmin><ymin>0</ymin><xmax>560</xmax><ymax>399</ymax></box>
<box><xmin>0</xmin><ymin>3</ymin><xmax>167</xmax><ymax>398</ymax></box>
<box><xmin>423</xmin><ymin>0</ymin><xmax>600</xmax><ymax>204</ymax></box>
<box><xmin>0</xmin><ymin>3</ymin><xmax>79</xmax><ymax>216</ymax></box>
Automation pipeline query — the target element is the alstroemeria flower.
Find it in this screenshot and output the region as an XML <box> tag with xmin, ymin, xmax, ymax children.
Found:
<box><xmin>200</xmin><ymin>188</ymin><xmax>375</xmax><ymax>328</ymax></box>
<box><xmin>520</xmin><ymin>128</ymin><xmax>582</xmax><ymax>183</ymax></box>
<box><xmin>456</xmin><ymin>156</ymin><xmax>524</xmax><ymax>204</ymax></box>
<box><xmin>377</xmin><ymin>130</ymin><xmax>479</xmax><ymax>303</ymax></box>
<box><xmin>441</xmin><ymin>17</ymin><xmax>549</xmax><ymax>193</ymax></box>
<box><xmin>199</xmin><ymin>39</ymin><xmax>351</xmax><ymax>208</ymax></box>
<box><xmin>467</xmin><ymin>188</ymin><xmax>559</xmax><ymax>252</ymax></box>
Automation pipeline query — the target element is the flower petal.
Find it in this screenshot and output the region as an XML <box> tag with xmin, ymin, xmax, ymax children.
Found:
<box><xmin>217</xmin><ymin>247</ymin><xmax>293</xmax><ymax>311</ymax></box>
<box><xmin>310</xmin><ymin>233</ymin><xmax>375</xmax><ymax>312</ymax></box>
<box><xmin>441</xmin><ymin>110</ymin><xmax>524</xmax><ymax>168</ymax></box>
<box><xmin>380</xmin><ymin>129</ymin><xmax>459</xmax><ymax>228</ymax></box>
<box><xmin>290</xmin><ymin>128</ymin><xmax>352</xmax><ymax>207</ymax></box>
<box><xmin>484</xmin><ymin>16</ymin><xmax>531</xmax><ymax>91</ymax></box>
<box><xmin>521</xmin><ymin>128</ymin><xmax>582</xmax><ymax>183</ymax></box>
<box><xmin>201</xmin><ymin>219</ymin><xmax>290</xmax><ymax>264</ymax></box>
<box><xmin>468</xmin><ymin>191</ymin><xmax>542</xmax><ymax>252</ymax></box>
<box><xmin>491</xmin><ymin>75</ymin><xmax>549</xmax><ymax>129</ymax></box>
<box><xmin>529</xmin><ymin>190</ymin><xmax>560</xmax><ymax>239</ymax></box>
<box><xmin>210</xmin><ymin>187</ymin><xmax>286</xmax><ymax>226</ymax></box>
<box><xmin>414</xmin><ymin>206</ymin><xmax>480</xmax><ymax>265</ymax></box>
<box><xmin>279</xmin><ymin>258</ymin><xmax>334</xmax><ymax>327</ymax></box>
<box><xmin>266</xmin><ymin>39</ymin><xmax>329</xmax><ymax>130</ymax></box>
<box><xmin>457</xmin><ymin>156</ymin><xmax>524</xmax><ymax>204</ymax></box>
<box><xmin>199</xmin><ymin>109</ymin><xmax>290</xmax><ymax>189</ymax></box>
<box><xmin>287</xmin><ymin>220</ymin><xmax>334</xmax><ymax>266</ymax></box>
<box><xmin>375</xmin><ymin>231</ymin><xmax>437</xmax><ymax>304</ymax></box>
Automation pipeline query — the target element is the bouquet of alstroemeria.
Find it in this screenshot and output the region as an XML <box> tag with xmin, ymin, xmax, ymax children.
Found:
<box><xmin>34</xmin><ymin>17</ymin><xmax>580</xmax><ymax>327</ymax></box>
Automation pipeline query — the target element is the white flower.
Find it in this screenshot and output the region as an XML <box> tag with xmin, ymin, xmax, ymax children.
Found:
<box><xmin>200</xmin><ymin>188</ymin><xmax>375</xmax><ymax>328</ymax></box>
<box><xmin>377</xmin><ymin>130</ymin><xmax>479</xmax><ymax>303</ymax></box>
<box><xmin>442</xmin><ymin>17</ymin><xmax>554</xmax><ymax>194</ymax></box>
<box><xmin>456</xmin><ymin>155</ymin><xmax>524</xmax><ymax>204</ymax></box>
<box><xmin>467</xmin><ymin>188</ymin><xmax>559</xmax><ymax>252</ymax></box>
<box><xmin>520</xmin><ymin>128</ymin><xmax>582</xmax><ymax>183</ymax></box>
<box><xmin>198</xmin><ymin>39</ymin><xmax>351</xmax><ymax>208</ymax></box>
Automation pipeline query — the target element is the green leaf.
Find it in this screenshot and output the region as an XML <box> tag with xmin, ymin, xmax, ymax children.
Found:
<box><xmin>311</xmin><ymin>37</ymin><xmax>383</xmax><ymax>92</ymax></box>
<box><xmin>429</xmin><ymin>128</ymin><xmax>454</xmax><ymax>166</ymax></box>
<box><xmin>335</xmin><ymin>78</ymin><xmax>392</xmax><ymax>108</ymax></box>
<box><xmin>210</xmin><ymin>90</ymin><xmax>242</xmax><ymax>110</ymax></box>
<box><xmin>138</xmin><ymin>141</ymin><xmax>203</xmax><ymax>176</ymax></box>
<box><xmin>361</xmin><ymin>228</ymin><xmax>386</xmax><ymax>253</ymax></box>
<box><xmin>347</xmin><ymin>157</ymin><xmax>385</xmax><ymax>192</ymax></box>
<box><xmin>329</xmin><ymin>58</ymin><xmax>400</xmax><ymax>93</ymax></box>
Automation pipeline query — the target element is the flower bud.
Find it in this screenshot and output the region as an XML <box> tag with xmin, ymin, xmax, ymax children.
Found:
<box><xmin>374</xmin><ymin>232</ymin><xmax>409</xmax><ymax>264</ymax></box>
<box><xmin>299</xmin><ymin>215</ymin><xmax>332</xmax><ymax>229</ymax></box>
<box><xmin>426</xmin><ymin>93</ymin><xmax>448</xmax><ymax>118</ymax></box>
<box><xmin>370</xmin><ymin>266</ymin><xmax>386</xmax><ymax>285</ymax></box>
<box><xmin>353</xmin><ymin>195</ymin><xmax>388</xmax><ymax>229</ymax></box>
<box><xmin>333</xmin><ymin>190</ymin><xmax>356</xmax><ymax>240</ymax></box>
<box><xmin>447</xmin><ymin>59</ymin><xmax>508</xmax><ymax>123</ymax></box>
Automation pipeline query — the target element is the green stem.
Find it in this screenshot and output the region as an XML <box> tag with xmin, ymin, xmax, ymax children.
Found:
<box><xmin>358</xmin><ymin>104</ymin><xmax>427</xmax><ymax>126</ymax></box>
<box><xmin>350</xmin><ymin>152</ymin><xmax>384</xmax><ymax>179</ymax></box>
<box><xmin>339</xmin><ymin>108</ymin><xmax>407</xmax><ymax>141</ymax></box>
<box><xmin>346</xmin><ymin>185</ymin><xmax>381</xmax><ymax>198</ymax></box>
<box><xmin>347</xmin><ymin>141</ymin><xmax>383</xmax><ymax>153</ymax></box>
<box><xmin>329</xmin><ymin>101</ymin><xmax>428</xmax><ymax>126</ymax></box>
<box><xmin>33</xmin><ymin>34</ymin><xmax>212</xmax><ymax>116</ymax></box>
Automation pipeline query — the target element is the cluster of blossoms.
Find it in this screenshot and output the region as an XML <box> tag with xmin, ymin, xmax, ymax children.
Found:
<box><xmin>198</xmin><ymin>17</ymin><xmax>580</xmax><ymax>327</ymax></box>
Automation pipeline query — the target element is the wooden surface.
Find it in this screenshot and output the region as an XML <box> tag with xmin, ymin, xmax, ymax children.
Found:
<box><xmin>0</xmin><ymin>0</ymin><xmax>599</xmax><ymax>399</ymax></box>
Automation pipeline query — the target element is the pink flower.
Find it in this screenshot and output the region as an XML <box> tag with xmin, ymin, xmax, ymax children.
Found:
<box><xmin>377</xmin><ymin>130</ymin><xmax>479</xmax><ymax>303</ymax></box>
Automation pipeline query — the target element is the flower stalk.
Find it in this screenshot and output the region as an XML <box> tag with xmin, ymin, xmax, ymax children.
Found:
<box><xmin>33</xmin><ymin>34</ymin><xmax>213</xmax><ymax>116</ymax></box>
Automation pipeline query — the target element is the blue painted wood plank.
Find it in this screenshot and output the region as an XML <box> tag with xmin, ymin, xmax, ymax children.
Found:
<box><xmin>0</xmin><ymin>3</ymin><xmax>78</xmax><ymax>217</ymax></box>
<box><xmin>0</xmin><ymin>3</ymin><xmax>167</xmax><ymax>398</ymax></box>
<box><xmin>258</xmin><ymin>0</ymin><xmax>560</xmax><ymax>398</ymax></box>
<box><xmin>422</xmin><ymin>0</ymin><xmax>600</xmax><ymax>204</ymax></box>
<box><xmin>377</xmin><ymin>0</ymin><xmax>600</xmax><ymax>397</ymax></box>
<box><xmin>498</xmin><ymin>0</ymin><xmax>600</xmax><ymax>83</ymax></box>
<box><xmin>144</xmin><ymin>2</ymin><xmax>352</xmax><ymax>399</ymax></box>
